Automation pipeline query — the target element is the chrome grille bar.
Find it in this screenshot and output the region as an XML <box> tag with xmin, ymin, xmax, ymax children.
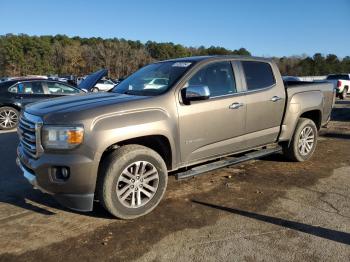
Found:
<box><xmin>17</xmin><ymin>112</ymin><xmax>43</xmax><ymax>158</ymax></box>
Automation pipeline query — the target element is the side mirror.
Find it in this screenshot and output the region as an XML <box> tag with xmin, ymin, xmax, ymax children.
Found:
<box><xmin>184</xmin><ymin>85</ymin><xmax>210</xmax><ymax>102</ymax></box>
<box><xmin>81</xmin><ymin>89</ymin><xmax>88</xmax><ymax>93</ymax></box>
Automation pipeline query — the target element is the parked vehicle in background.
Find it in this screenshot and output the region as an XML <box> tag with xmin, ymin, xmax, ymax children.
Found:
<box><xmin>92</xmin><ymin>79</ymin><xmax>115</xmax><ymax>92</ymax></box>
<box><xmin>282</xmin><ymin>76</ymin><xmax>301</xmax><ymax>82</ymax></box>
<box><xmin>0</xmin><ymin>79</ymin><xmax>84</xmax><ymax>130</ymax></box>
<box><xmin>326</xmin><ymin>74</ymin><xmax>350</xmax><ymax>99</ymax></box>
<box><xmin>16</xmin><ymin>56</ymin><xmax>334</xmax><ymax>219</ymax></box>
<box><xmin>114</xmin><ymin>78</ymin><xmax>125</xmax><ymax>85</ymax></box>
<box><xmin>144</xmin><ymin>78</ymin><xmax>169</xmax><ymax>89</ymax></box>
<box><xmin>77</xmin><ymin>76</ymin><xmax>86</xmax><ymax>86</ymax></box>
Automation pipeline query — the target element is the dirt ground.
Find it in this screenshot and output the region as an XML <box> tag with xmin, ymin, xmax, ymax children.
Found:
<box><xmin>0</xmin><ymin>100</ymin><xmax>349</xmax><ymax>262</ymax></box>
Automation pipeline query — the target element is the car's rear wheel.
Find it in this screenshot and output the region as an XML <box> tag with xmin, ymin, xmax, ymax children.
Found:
<box><xmin>340</xmin><ymin>87</ymin><xmax>348</xmax><ymax>99</ymax></box>
<box><xmin>97</xmin><ymin>145</ymin><xmax>168</xmax><ymax>219</ymax></box>
<box><xmin>92</xmin><ymin>87</ymin><xmax>99</xmax><ymax>93</ymax></box>
<box><xmin>282</xmin><ymin>118</ymin><xmax>317</xmax><ymax>162</ymax></box>
<box><xmin>0</xmin><ymin>107</ymin><xmax>19</xmax><ymax>130</ymax></box>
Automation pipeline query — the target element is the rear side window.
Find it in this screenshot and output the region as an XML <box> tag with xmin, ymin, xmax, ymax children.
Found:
<box><xmin>242</xmin><ymin>61</ymin><xmax>276</xmax><ymax>91</ymax></box>
<box><xmin>18</xmin><ymin>82</ymin><xmax>45</xmax><ymax>94</ymax></box>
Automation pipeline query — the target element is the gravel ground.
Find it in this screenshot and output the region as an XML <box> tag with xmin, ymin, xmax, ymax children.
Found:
<box><xmin>0</xmin><ymin>99</ymin><xmax>349</xmax><ymax>262</ymax></box>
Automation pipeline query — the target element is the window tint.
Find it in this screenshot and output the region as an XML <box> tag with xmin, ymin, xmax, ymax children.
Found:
<box><xmin>242</xmin><ymin>61</ymin><xmax>276</xmax><ymax>91</ymax></box>
<box><xmin>186</xmin><ymin>62</ymin><xmax>236</xmax><ymax>97</ymax></box>
<box><xmin>47</xmin><ymin>82</ymin><xmax>79</xmax><ymax>94</ymax></box>
<box><xmin>18</xmin><ymin>82</ymin><xmax>45</xmax><ymax>94</ymax></box>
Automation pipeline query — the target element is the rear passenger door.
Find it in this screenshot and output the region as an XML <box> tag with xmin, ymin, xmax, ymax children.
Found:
<box><xmin>239</xmin><ymin>61</ymin><xmax>286</xmax><ymax>148</ymax></box>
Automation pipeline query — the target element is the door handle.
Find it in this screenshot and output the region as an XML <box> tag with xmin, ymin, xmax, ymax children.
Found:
<box><xmin>229</xmin><ymin>102</ymin><xmax>244</xmax><ymax>110</ymax></box>
<box><xmin>270</xmin><ymin>96</ymin><xmax>282</xmax><ymax>102</ymax></box>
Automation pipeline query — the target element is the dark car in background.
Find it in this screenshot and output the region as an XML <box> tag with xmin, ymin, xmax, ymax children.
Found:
<box><xmin>0</xmin><ymin>79</ymin><xmax>84</xmax><ymax>130</ymax></box>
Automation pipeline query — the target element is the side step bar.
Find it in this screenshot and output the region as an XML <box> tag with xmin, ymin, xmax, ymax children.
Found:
<box><xmin>175</xmin><ymin>146</ymin><xmax>282</xmax><ymax>180</ymax></box>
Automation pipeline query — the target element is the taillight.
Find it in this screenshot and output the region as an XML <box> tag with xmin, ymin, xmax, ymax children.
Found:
<box><xmin>337</xmin><ymin>80</ymin><xmax>342</xmax><ymax>88</ymax></box>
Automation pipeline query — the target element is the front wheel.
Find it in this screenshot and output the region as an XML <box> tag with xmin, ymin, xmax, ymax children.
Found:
<box><xmin>97</xmin><ymin>145</ymin><xmax>168</xmax><ymax>219</ymax></box>
<box><xmin>0</xmin><ymin>107</ymin><xmax>19</xmax><ymax>130</ymax></box>
<box><xmin>282</xmin><ymin>118</ymin><xmax>318</xmax><ymax>162</ymax></box>
<box><xmin>91</xmin><ymin>87</ymin><xmax>99</xmax><ymax>93</ymax></box>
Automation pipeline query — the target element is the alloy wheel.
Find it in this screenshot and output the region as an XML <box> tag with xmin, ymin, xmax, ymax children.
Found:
<box><xmin>298</xmin><ymin>126</ymin><xmax>315</xmax><ymax>156</ymax></box>
<box><xmin>116</xmin><ymin>161</ymin><xmax>159</xmax><ymax>208</ymax></box>
<box><xmin>0</xmin><ymin>109</ymin><xmax>18</xmax><ymax>129</ymax></box>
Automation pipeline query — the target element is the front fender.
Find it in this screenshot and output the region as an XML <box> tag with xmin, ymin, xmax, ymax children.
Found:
<box><xmin>89</xmin><ymin>108</ymin><xmax>177</xmax><ymax>166</ymax></box>
<box><xmin>279</xmin><ymin>91</ymin><xmax>323</xmax><ymax>141</ymax></box>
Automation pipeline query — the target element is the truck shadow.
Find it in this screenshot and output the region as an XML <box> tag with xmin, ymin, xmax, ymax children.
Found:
<box><xmin>192</xmin><ymin>200</ymin><xmax>350</xmax><ymax>245</ymax></box>
<box><xmin>0</xmin><ymin>131</ymin><xmax>112</xmax><ymax>219</ymax></box>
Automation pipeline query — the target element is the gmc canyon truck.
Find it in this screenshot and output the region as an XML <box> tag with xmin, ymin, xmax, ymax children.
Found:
<box><xmin>16</xmin><ymin>56</ymin><xmax>335</xmax><ymax>219</ymax></box>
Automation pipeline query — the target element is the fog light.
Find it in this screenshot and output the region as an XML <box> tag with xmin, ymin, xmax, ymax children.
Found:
<box><xmin>52</xmin><ymin>166</ymin><xmax>70</xmax><ymax>182</ymax></box>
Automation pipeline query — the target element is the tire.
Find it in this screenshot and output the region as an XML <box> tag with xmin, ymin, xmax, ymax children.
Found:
<box><xmin>282</xmin><ymin>118</ymin><xmax>318</xmax><ymax>162</ymax></box>
<box><xmin>92</xmin><ymin>87</ymin><xmax>99</xmax><ymax>93</ymax></box>
<box><xmin>97</xmin><ymin>145</ymin><xmax>168</xmax><ymax>219</ymax></box>
<box><xmin>340</xmin><ymin>87</ymin><xmax>348</xmax><ymax>100</ymax></box>
<box><xmin>0</xmin><ymin>106</ymin><xmax>20</xmax><ymax>130</ymax></box>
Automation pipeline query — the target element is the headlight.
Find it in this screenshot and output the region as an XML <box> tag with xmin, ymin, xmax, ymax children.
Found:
<box><xmin>42</xmin><ymin>126</ymin><xmax>84</xmax><ymax>149</ymax></box>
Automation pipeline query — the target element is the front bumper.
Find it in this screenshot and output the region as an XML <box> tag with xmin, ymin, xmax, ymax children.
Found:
<box><xmin>16</xmin><ymin>144</ymin><xmax>98</xmax><ymax>212</ymax></box>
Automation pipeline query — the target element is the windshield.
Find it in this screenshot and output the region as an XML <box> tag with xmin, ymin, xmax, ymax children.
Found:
<box><xmin>327</xmin><ymin>74</ymin><xmax>349</xmax><ymax>80</ymax></box>
<box><xmin>112</xmin><ymin>61</ymin><xmax>194</xmax><ymax>96</ymax></box>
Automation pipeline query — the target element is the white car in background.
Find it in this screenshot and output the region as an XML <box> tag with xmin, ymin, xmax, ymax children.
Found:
<box><xmin>92</xmin><ymin>79</ymin><xmax>116</xmax><ymax>92</ymax></box>
<box><xmin>144</xmin><ymin>78</ymin><xmax>169</xmax><ymax>89</ymax></box>
<box><xmin>326</xmin><ymin>74</ymin><xmax>350</xmax><ymax>99</ymax></box>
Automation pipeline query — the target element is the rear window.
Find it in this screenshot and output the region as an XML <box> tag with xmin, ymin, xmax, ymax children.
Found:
<box><xmin>326</xmin><ymin>75</ymin><xmax>349</xmax><ymax>80</ymax></box>
<box><xmin>242</xmin><ymin>61</ymin><xmax>276</xmax><ymax>91</ymax></box>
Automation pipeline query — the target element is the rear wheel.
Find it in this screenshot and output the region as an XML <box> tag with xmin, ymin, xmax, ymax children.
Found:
<box><xmin>0</xmin><ymin>107</ymin><xmax>19</xmax><ymax>130</ymax></box>
<box><xmin>97</xmin><ymin>145</ymin><xmax>168</xmax><ymax>219</ymax></box>
<box><xmin>340</xmin><ymin>87</ymin><xmax>348</xmax><ymax>100</ymax></box>
<box><xmin>282</xmin><ymin>118</ymin><xmax>317</xmax><ymax>162</ymax></box>
<box><xmin>92</xmin><ymin>87</ymin><xmax>99</xmax><ymax>93</ymax></box>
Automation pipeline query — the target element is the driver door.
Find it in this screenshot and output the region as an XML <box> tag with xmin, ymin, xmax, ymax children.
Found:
<box><xmin>177</xmin><ymin>61</ymin><xmax>247</xmax><ymax>165</ymax></box>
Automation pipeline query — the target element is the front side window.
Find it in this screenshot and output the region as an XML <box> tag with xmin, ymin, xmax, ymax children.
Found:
<box><xmin>18</xmin><ymin>82</ymin><xmax>45</xmax><ymax>94</ymax></box>
<box><xmin>242</xmin><ymin>61</ymin><xmax>276</xmax><ymax>91</ymax></box>
<box><xmin>186</xmin><ymin>61</ymin><xmax>236</xmax><ymax>97</ymax></box>
<box><xmin>113</xmin><ymin>61</ymin><xmax>194</xmax><ymax>96</ymax></box>
<box><xmin>47</xmin><ymin>82</ymin><xmax>79</xmax><ymax>94</ymax></box>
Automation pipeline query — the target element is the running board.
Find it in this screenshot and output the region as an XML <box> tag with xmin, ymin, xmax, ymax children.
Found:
<box><xmin>175</xmin><ymin>146</ymin><xmax>282</xmax><ymax>180</ymax></box>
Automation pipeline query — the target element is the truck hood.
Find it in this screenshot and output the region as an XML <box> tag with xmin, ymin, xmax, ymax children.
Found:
<box><xmin>25</xmin><ymin>92</ymin><xmax>145</xmax><ymax>117</ymax></box>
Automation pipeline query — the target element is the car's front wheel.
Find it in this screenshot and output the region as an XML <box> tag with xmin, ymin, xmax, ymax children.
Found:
<box><xmin>282</xmin><ymin>118</ymin><xmax>318</xmax><ymax>162</ymax></box>
<box><xmin>97</xmin><ymin>145</ymin><xmax>168</xmax><ymax>219</ymax></box>
<box><xmin>92</xmin><ymin>87</ymin><xmax>99</xmax><ymax>93</ymax></box>
<box><xmin>0</xmin><ymin>107</ymin><xmax>19</xmax><ymax>130</ymax></box>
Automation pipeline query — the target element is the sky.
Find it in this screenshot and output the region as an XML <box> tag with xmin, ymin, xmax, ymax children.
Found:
<box><xmin>1</xmin><ymin>0</ymin><xmax>349</xmax><ymax>58</ymax></box>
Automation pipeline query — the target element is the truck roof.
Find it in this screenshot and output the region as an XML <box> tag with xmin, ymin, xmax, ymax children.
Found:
<box><xmin>162</xmin><ymin>55</ymin><xmax>272</xmax><ymax>63</ymax></box>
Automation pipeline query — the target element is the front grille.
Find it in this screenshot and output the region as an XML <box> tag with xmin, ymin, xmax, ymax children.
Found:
<box><xmin>17</xmin><ymin>112</ymin><xmax>43</xmax><ymax>158</ymax></box>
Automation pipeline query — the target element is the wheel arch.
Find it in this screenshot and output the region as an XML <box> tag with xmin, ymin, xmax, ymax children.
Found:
<box><xmin>98</xmin><ymin>134</ymin><xmax>173</xmax><ymax>171</ymax></box>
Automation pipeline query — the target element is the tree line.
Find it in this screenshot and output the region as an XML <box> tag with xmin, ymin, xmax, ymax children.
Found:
<box><xmin>0</xmin><ymin>34</ymin><xmax>349</xmax><ymax>78</ymax></box>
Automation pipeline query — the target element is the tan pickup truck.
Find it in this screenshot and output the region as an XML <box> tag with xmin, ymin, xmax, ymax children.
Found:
<box><xmin>16</xmin><ymin>56</ymin><xmax>335</xmax><ymax>219</ymax></box>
